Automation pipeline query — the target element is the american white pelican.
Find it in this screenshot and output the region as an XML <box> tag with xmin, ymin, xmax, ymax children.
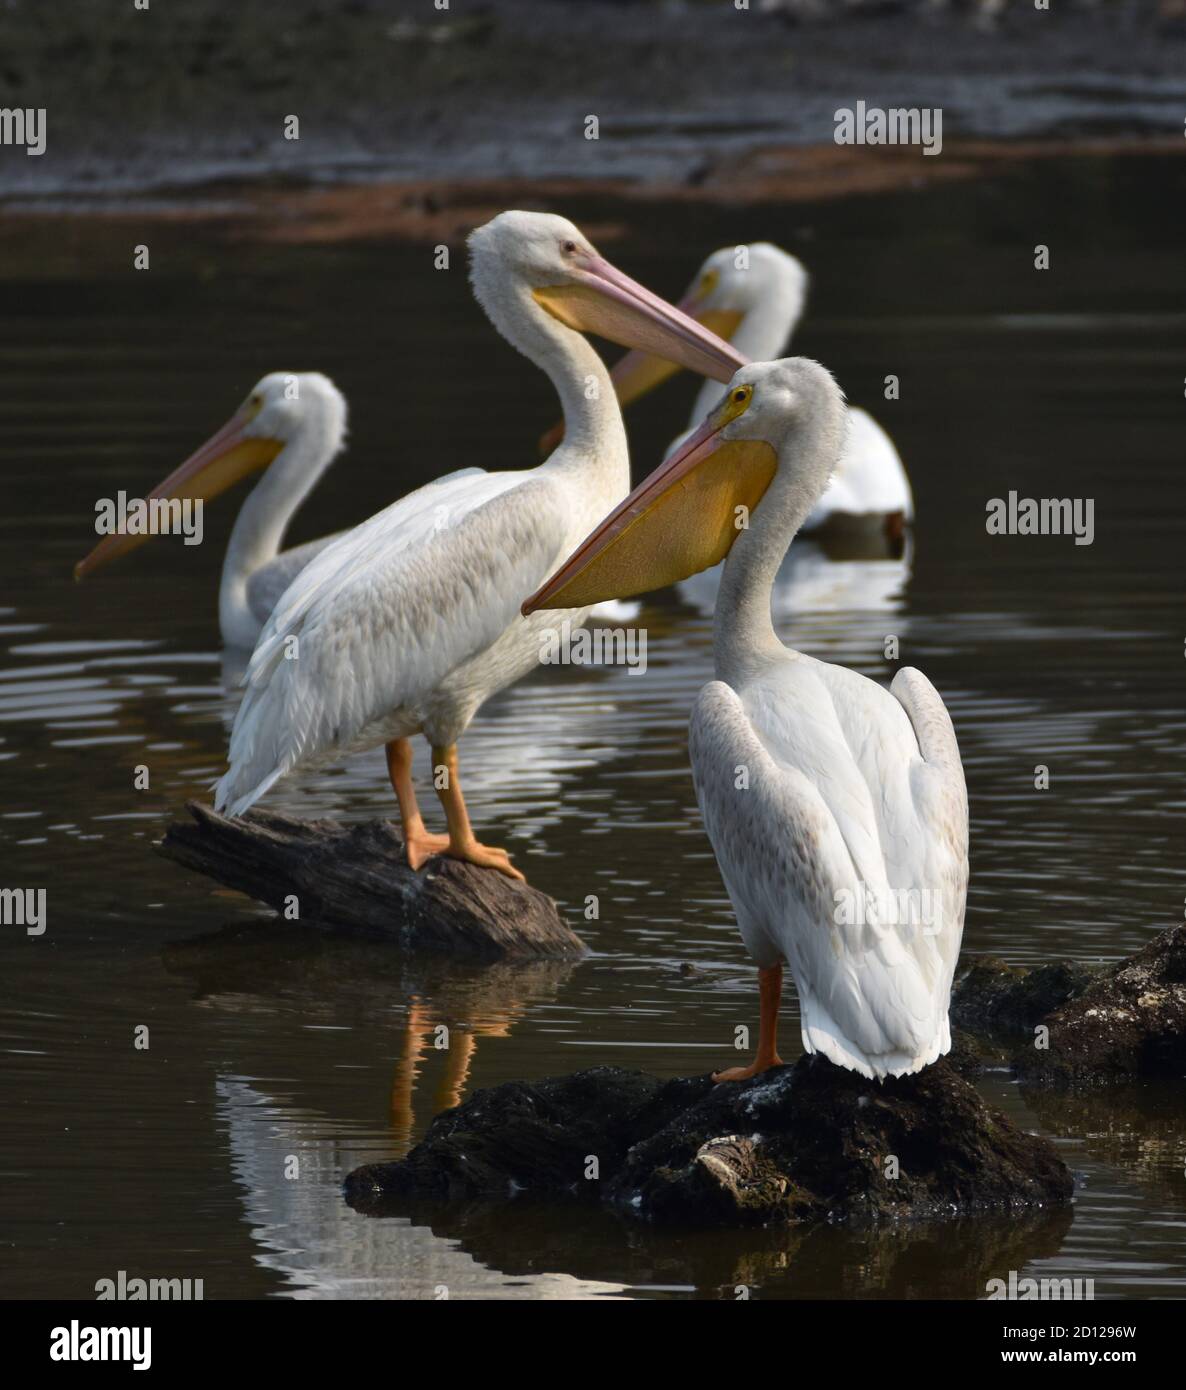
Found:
<box><xmin>75</xmin><ymin>373</ymin><xmax>349</xmax><ymax>649</ymax></box>
<box><xmin>605</xmin><ymin>243</ymin><xmax>913</xmax><ymax>541</ymax></box>
<box><xmin>525</xmin><ymin>357</ymin><xmax>967</xmax><ymax>1079</ymax></box>
<box><xmin>212</xmin><ymin>211</ymin><xmax>745</xmax><ymax>880</ymax></box>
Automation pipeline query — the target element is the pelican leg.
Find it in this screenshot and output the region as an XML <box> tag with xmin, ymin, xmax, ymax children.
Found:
<box><xmin>433</xmin><ymin>1029</ymin><xmax>477</xmax><ymax>1116</ymax></box>
<box><xmin>385</xmin><ymin>738</ymin><xmax>449</xmax><ymax>871</ymax></box>
<box><xmin>713</xmin><ymin>962</ymin><xmax>785</xmax><ymax>1082</ymax></box>
<box><xmin>390</xmin><ymin>998</ymin><xmax>429</xmax><ymax>1150</ymax></box>
<box><xmin>430</xmin><ymin>743</ymin><xmax>525</xmax><ymax>882</ymax></box>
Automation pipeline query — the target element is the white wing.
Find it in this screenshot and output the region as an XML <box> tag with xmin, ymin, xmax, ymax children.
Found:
<box><xmin>215</xmin><ymin>466</ymin><xmax>571</xmax><ymax>814</ymax></box>
<box><xmin>804</xmin><ymin>406</ymin><xmax>913</xmax><ymax>529</ymax></box>
<box><xmin>247</xmin><ymin>532</ymin><xmax>347</xmax><ymax>626</ymax></box>
<box><xmin>690</xmin><ymin>660</ymin><xmax>966</xmax><ymax>1079</ymax></box>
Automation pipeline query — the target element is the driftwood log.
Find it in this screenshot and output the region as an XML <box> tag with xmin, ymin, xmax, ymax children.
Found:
<box><xmin>157</xmin><ymin>802</ymin><xmax>585</xmax><ymax>962</ymax></box>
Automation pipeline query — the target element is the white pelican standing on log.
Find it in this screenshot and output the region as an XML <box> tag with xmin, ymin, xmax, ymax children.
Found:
<box><xmin>211</xmin><ymin>212</ymin><xmax>745</xmax><ymax>880</ymax></box>
<box><xmin>598</xmin><ymin>243</ymin><xmax>913</xmax><ymax>542</ymax></box>
<box><xmin>525</xmin><ymin>358</ymin><xmax>967</xmax><ymax>1079</ymax></box>
<box><xmin>75</xmin><ymin>373</ymin><xmax>349</xmax><ymax>649</ymax></box>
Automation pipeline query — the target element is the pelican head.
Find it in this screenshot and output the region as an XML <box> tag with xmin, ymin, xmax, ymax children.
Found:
<box><xmin>537</xmin><ymin>240</ymin><xmax>806</xmax><ymax>454</ymax></box>
<box><xmin>684</xmin><ymin>242</ymin><xmax>808</xmax><ymax>326</ymax></box>
<box><xmin>469</xmin><ymin>211</ymin><xmax>746</xmax><ymax>391</ymax></box>
<box><xmin>523</xmin><ymin>357</ymin><xmax>844</xmax><ymax>612</ymax></box>
<box><xmin>608</xmin><ymin>242</ymin><xmax>808</xmax><ymax>408</ymax></box>
<box><xmin>74</xmin><ymin>372</ymin><xmax>346</xmax><ymax>581</ymax></box>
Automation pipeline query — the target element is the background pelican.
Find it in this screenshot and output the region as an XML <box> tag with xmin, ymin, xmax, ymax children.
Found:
<box><xmin>75</xmin><ymin>372</ymin><xmax>348</xmax><ymax>649</ymax></box>
<box><xmin>213</xmin><ymin>211</ymin><xmax>744</xmax><ymax>881</ymax></box>
<box><xmin>526</xmin><ymin>357</ymin><xmax>967</xmax><ymax>1080</ymax></box>
<box><xmin>606</xmin><ymin>242</ymin><xmax>913</xmax><ymax>541</ymax></box>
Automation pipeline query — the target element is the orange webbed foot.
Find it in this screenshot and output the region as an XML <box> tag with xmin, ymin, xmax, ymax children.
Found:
<box><xmin>444</xmin><ymin>839</ymin><xmax>526</xmax><ymax>883</ymax></box>
<box><xmin>404</xmin><ymin>831</ymin><xmax>451</xmax><ymax>871</ymax></box>
<box><xmin>711</xmin><ymin>1055</ymin><xmax>785</xmax><ymax>1084</ymax></box>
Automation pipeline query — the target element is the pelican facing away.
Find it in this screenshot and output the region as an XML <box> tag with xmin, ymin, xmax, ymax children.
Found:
<box><xmin>213</xmin><ymin>212</ymin><xmax>745</xmax><ymax>880</ymax></box>
<box><xmin>603</xmin><ymin>243</ymin><xmax>913</xmax><ymax>540</ymax></box>
<box><xmin>525</xmin><ymin>358</ymin><xmax>967</xmax><ymax>1079</ymax></box>
<box><xmin>75</xmin><ymin>373</ymin><xmax>349</xmax><ymax>649</ymax></box>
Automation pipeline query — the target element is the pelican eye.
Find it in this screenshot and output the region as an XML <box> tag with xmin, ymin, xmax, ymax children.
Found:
<box><xmin>561</xmin><ymin>239</ymin><xmax>578</xmax><ymax>255</ymax></box>
<box><xmin>720</xmin><ymin>382</ymin><xmax>753</xmax><ymax>425</ymax></box>
<box><xmin>699</xmin><ymin>268</ymin><xmax>720</xmax><ymax>296</ymax></box>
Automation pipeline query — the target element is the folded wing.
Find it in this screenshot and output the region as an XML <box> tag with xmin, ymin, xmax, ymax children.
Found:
<box><xmin>690</xmin><ymin>663</ymin><xmax>966</xmax><ymax>1079</ymax></box>
<box><xmin>247</xmin><ymin>531</ymin><xmax>348</xmax><ymax>624</ymax></box>
<box><xmin>216</xmin><ymin>467</ymin><xmax>571</xmax><ymax>814</ymax></box>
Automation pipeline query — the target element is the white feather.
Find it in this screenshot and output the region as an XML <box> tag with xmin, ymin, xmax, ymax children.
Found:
<box><xmin>215</xmin><ymin>467</ymin><xmax>588</xmax><ymax>815</ymax></box>
<box><xmin>691</xmin><ymin>653</ymin><xmax>967</xmax><ymax>1079</ymax></box>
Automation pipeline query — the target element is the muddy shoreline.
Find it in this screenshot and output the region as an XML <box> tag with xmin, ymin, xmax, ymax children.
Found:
<box><xmin>1</xmin><ymin>1</ymin><xmax>1183</xmax><ymax>205</ymax></box>
<box><xmin>1</xmin><ymin>137</ymin><xmax>1181</xmax><ymax>276</ymax></box>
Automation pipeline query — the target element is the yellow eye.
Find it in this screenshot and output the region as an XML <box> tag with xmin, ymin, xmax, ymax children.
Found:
<box><xmin>717</xmin><ymin>381</ymin><xmax>753</xmax><ymax>428</ymax></box>
<box><xmin>699</xmin><ymin>268</ymin><xmax>720</xmax><ymax>297</ymax></box>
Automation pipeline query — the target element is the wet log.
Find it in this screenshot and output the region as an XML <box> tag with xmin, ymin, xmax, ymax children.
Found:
<box><xmin>157</xmin><ymin>802</ymin><xmax>585</xmax><ymax>962</ymax></box>
<box><xmin>344</xmin><ymin>1057</ymin><xmax>1073</xmax><ymax>1229</ymax></box>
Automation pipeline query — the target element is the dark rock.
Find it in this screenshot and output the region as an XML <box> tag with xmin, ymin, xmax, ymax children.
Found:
<box><xmin>158</xmin><ymin>802</ymin><xmax>584</xmax><ymax>962</ymax></box>
<box><xmin>346</xmin><ymin>1067</ymin><xmax>686</xmax><ymax>1206</ymax></box>
<box><xmin>950</xmin><ymin>928</ymin><xmax>1186</xmax><ymax>1083</ymax></box>
<box><xmin>951</xmin><ymin>955</ymin><xmax>1097</xmax><ymax>1035</ymax></box>
<box><xmin>345</xmin><ymin>1057</ymin><xmax>1073</xmax><ymax>1229</ymax></box>
<box><xmin>945</xmin><ymin>1026</ymin><xmax>989</xmax><ymax>1080</ymax></box>
<box><xmin>1014</xmin><ymin>926</ymin><xmax>1186</xmax><ymax>1085</ymax></box>
<box><xmin>613</xmin><ymin>1057</ymin><xmax>1072</xmax><ymax>1226</ymax></box>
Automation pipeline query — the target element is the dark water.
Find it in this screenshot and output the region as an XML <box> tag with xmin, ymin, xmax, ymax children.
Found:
<box><xmin>2</xmin><ymin>155</ymin><xmax>1185</xmax><ymax>1299</ymax></box>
